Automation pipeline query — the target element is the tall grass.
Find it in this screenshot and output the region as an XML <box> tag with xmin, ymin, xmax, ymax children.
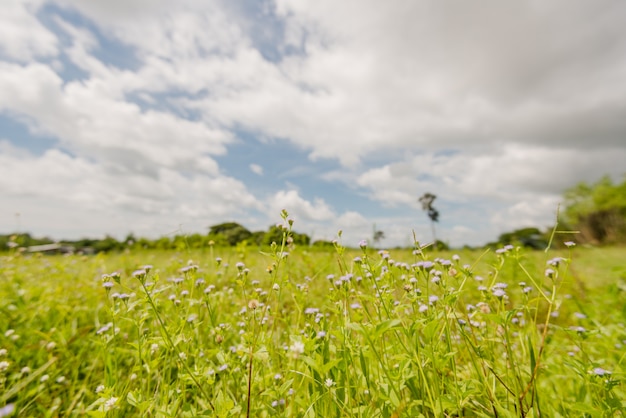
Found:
<box><xmin>1</xmin><ymin>214</ymin><xmax>624</xmax><ymax>416</ymax></box>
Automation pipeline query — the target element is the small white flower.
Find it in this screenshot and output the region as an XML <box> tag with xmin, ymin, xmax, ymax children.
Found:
<box><xmin>325</xmin><ymin>378</ymin><xmax>334</xmax><ymax>387</ymax></box>
<box><xmin>290</xmin><ymin>341</ymin><xmax>305</xmax><ymax>355</ymax></box>
<box><xmin>103</xmin><ymin>397</ymin><xmax>118</xmax><ymax>411</ymax></box>
<box><xmin>0</xmin><ymin>361</ymin><xmax>9</xmax><ymax>372</ymax></box>
<box><xmin>95</xmin><ymin>385</ymin><xmax>105</xmax><ymax>393</ymax></box>
<box><xmin>272</xmin><ymin>283</ymin><xmax>280</xmax><ymax>291</ymax></box>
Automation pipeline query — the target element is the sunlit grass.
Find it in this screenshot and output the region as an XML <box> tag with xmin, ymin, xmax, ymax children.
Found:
<box><xmin>1</xmin><ymin>215</ymin><xmax>624</xmax><ymax>417</ymax></box>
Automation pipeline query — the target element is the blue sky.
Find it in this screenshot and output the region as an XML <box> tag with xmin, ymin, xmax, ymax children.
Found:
<box><xmin>2</xmin><ymin>0</ymin><xmax>626</xmax><ymax>247</ymax></box>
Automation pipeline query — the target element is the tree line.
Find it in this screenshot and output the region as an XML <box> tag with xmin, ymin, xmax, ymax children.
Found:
<box><xmin>2</xmin><ymin>174</ymin><xmax>624</xmax><ymax>253</ymax></box>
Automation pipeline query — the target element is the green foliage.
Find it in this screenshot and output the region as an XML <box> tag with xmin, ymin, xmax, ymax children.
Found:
<box><xmin>563</xmin><ymin>175</ymin><xmax>626</xmax><ymax>244</ymax></box>
<box><xmin>263</xmin><ymin>225</ymin><xmax>310</xmax><ymax>247</ymax></box>
<box><xmin>2</xmin><ymin>231</ymin><xmax>623</xmax><ymax>417</ymax></box>
<box><xmin>492</xmin><ymin>227</ymin><xmax>548</xmax><ymax>249</ymax></box>
<box><xmin>208</xmin><ymin>222</ymin><xmax>253</xmax><ymax>246</ymax></box>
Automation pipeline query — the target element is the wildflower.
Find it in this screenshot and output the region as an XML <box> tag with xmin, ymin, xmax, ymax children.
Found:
<box><xmin>103</xmin><ymin>397</ymin><xmax>118</xmax><ymax>411</ymax></box>
<box><xmin>592</xmin><ymin>367</ymin><xmax>611</xmax><ymax>376</ymax></box>
<box><xmin>492</xmin><ymin>289</ymin><xmax>507</xmax><ymax>298</ymax></box>
<box><xmin>272</xmin><ymin>283</ymin><xmax>280</xmax><ymax>291</ymax></box>
<box><xmin>236</xmin><ymin>262</ymin><xmax>245</xmax><ymax>271</ymax></box>
<box><xmin>359</xmin><ymin>239</ymin><xmax>368</xmax><ymax>249</ymax></box>
<box><xmin>574</xmin><ymin>312</ymin><xmax>587</xmax><ymax>319</ymax></box>
<box><xmin>0</xmin><ymin>349</ymin><xmax>6</xmax><ymax>357</ymax></box>
<box><xmin>21</xmin><ymin>366</ymin><xmax>31</xmax><ymax>374</ymax></box>
<box><xmin>325</xmin><ymin>378</ymin><xmax>334</xmax><ymax>387</ymax></box>
<box><xmin>102</xmin><ymin>282</ymin><xmax>114</xmax><ymax>289</ymax></box>
<box><xmin>132</xmin><ymin>269</ymin><xmax>146</xmax><ymax>279</ymax></box>
<box><xmin>56</xmin><ymin>376</ymin><xmax>66</xmax><ymax>384</ymax></box>
<box><xmin>95</xmin><ymin>385</ymin><xmax>105</xmax><ymax>393</ymax></box>
<box><xmin>350</xmin><ymin>303</ymin><xmax>362</xmax><ymax>310</ymax></box>
<box><xmin>218</xmin><ymin>364</ymin><xmax>228</xmax><ymax>372</ymax></box>
<box><xmin>564</xmin><ymin>241</ymin><xmax>576</xmax><ymax>247</ymax></box>
<box><xmin>547</xmin><ymin>257</ymin><xmax>566</xmax><ymax>267</ymax></box>
<box><xmin>570</xmin><ymin>325</ymin><xmax>586</xmax><ymax>333</ymax></box>
<box><xmin>0</xmin><ymin>404</ymin><xmax>15</xmax><ymax>418</ymax></box>
<box><xmin>428</xmin><ymin>295</ymin><xmax>439</xmax><ymax>304</ymax></box>
<box><xmin>353</xmin><ymin>256</ymin><xmax>362</xmax><ymax>264</ymax></box>
<box><xmin>523</xmin><ymin>286</ymin><xmax>533</xmax><ymax>294</ymax></box>
<box><xmin>248</xmin><ymin>299</ymin><xmax>260</xmax><ymax>310</ymax></box>
<box><xmin>290</xmin><ymin>341</ymin><xmax>305</xmax><ymax>355</ymax></box>
<box><xmin>274</xmin><ymin>373</ymin><xmax>282</xmax><ymax>380</ymax></box>
<box><xmin>304</xmin><ymin>307</ymin><xmax>319</xmax><ymax>315</ymax></box>
<box><xmin>317</xmin><ymin>331</ymin><xmax>326</xmax><ymax>338</ymax></box>
<box><xmin>0</xmin><ymin>361</ymin><xmax>9</xmax><ymax>372</ymax></box>
<box><xmin>418</xmin><ymin>304</ymin><xmax>428</xmax><ymax>313</ymax></box>
<box><xmin>96</xmin><ymin>323</ymin><xmax>112</xmax><ymax>335</ymax></box>
<box><xmin>545</xmin><ymin>268</ymin><xmax>555</xmax><ymax>279</ymax></box>
<box><xmin>492</xmin><ymin>283</ymin><xmax>508</xmax><ymax>289</ymax></box>
<box><xmin>40</xmin><ymin>374</ymin><xmax>49</xmax><ymax>382</ymax></box>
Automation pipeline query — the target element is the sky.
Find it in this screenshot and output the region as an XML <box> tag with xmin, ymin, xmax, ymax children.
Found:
<box><xmin>1</xmin><ymin>0</ymin><xmax>626</xmax><ymax>248</ymax></box>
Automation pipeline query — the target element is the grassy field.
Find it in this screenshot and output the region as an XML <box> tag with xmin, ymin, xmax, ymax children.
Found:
<box><xmin>1</xmin><ymin>226</ymin><xmax>625</xmax><ymax>417</ymax></box>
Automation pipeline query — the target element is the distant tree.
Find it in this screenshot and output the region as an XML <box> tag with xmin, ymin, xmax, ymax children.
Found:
<box><xmin>312</xmin><ymin>240</ymin><xmax>335</xmax><ymax>248</ymax></box>
<box><xmin>373</xmin><ymin>229</ymin><xmax>385</xmax><ymax>247</ymax></box>
<box><xmin>249</xmin><ymin>231</ymin><xmax>266</xmax><ymax>246</ymax></box>
<box><xmin>562</xmin><ymin>175</ymin><xmax>626</xmax><ymax>244</ymax></box>
<box><xmin>419</xmin><ymin>192</ymin><xmax>440</xmax><ymax>244</ymax></box>
<box><xmin>208</xmin><ymin>222</ymin><xmax>252</xmax><ymax>246</ymax></box>
<box><xmin>263</xmin><ymin>225</ymin><xmax>310</xmax><ymax>247</ymax></box>
<box><xmin>92</xmin><ymin>235</ymin><xmax>123</xmax><ymax>253</ymax></box>
<box><xmin>495</xmin><ymin>227</ymin><xmax>548</xmax><ymax>249</ymax></box>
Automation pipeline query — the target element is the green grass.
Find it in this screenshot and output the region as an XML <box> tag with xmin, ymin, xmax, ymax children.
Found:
<box><xmin>1</xmin><ymin>223</ymin><xmax>625</xmax><ymax>417</ymax></box>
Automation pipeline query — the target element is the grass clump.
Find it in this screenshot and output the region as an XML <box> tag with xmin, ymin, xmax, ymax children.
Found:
<box><xmin>1</xmin><ymin>213</ymin><xmax>624</xmax><ymax>417</ymax></box>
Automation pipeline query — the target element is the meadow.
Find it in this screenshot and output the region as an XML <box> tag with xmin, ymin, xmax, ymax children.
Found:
<box><xmin>1</xmin><ymin>217</ymin><xmax>625</xmax><ymax>417</ymax></box>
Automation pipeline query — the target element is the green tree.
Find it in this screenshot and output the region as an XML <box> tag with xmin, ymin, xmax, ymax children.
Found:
<box><xmin>495</xmin><ymin>227</ymin><xmax>547</xmax><ymax>249</ymax></box>
<box><xmin>562</xmin><ymin>175</ymin><xmax>626</xmax><ymax>244</ymax></box>
<box><xmin>208</xmin><ymin>222</ymin><xmax>252</xmax><ymax>246</ymax></box>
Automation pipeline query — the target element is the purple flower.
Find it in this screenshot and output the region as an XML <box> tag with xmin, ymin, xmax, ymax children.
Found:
<box><xmin>564</xmin><ymin>241</ymin><xmax>576</xmax><ymax>247</ymax></box>
<box><xmin>593</xmin><ymin>367</ymin><xmax>611</xmax><ymax>376</ymax></box>
<box><xmin>359</xmin><ymin>240</ymin><xmax>368</xmax><ymax>249</ymax></box>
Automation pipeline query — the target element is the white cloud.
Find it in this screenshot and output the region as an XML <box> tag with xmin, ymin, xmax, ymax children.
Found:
<box><xmin>268</xmin><ymin>189</ymin><xmax>335</xmax><ymax>222</ymax></box>
<box><xmin>249</xmin><ymin>163</ymin><xmax>263</xmax><ymax>176</ymax></box>
<box><xmin>0</xmin><ymin>0</ymin><xmax>58</xmax><ymax>62</ymax></box>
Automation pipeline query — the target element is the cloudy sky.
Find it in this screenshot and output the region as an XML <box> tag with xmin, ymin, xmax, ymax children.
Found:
<box><xmin>1</xmin><ymin>0</ymin><xmax>626</xmax><ymax>247</ymax></box>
